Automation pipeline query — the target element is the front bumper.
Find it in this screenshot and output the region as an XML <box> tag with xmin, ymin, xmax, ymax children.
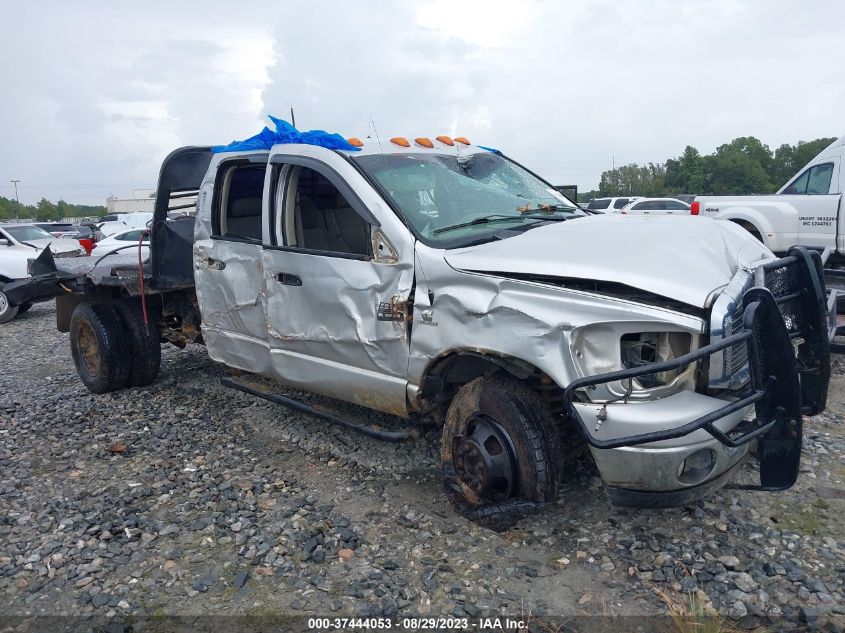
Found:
<box><xmin>564</xmin><ymin>247</ymin><xmax>832</xmax><ymax>503</ymax></box>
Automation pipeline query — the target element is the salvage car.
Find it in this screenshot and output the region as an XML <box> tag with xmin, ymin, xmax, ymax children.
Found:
<box><xmin>4</xmin><ymin>119</ymin><xmax>835</xmax><ymax>527</ymax></box>
<box><xmin>617</xmin><ymin>197</ymin><xmax>691</xmax><ymax>215</ymax></box>
<box><xmin>0</xmin><ymin>223</ymin><xmax>87</xmax><ymax>323</ymax></box>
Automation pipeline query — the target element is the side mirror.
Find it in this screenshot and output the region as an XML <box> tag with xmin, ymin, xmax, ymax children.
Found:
<box><xmin>1</xmin><ymin>238</ymin><xmax>11</xmax><ymax>246</ymax></box>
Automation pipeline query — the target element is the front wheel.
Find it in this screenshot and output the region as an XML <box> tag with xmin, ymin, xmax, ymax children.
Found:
<box><xmin>0</xmin><ymin>286</ymin><xmax>19</xmax><ymax>324</ymax></box>
<box><xmin>441</xmin><ymin>375</ymin><xmax>561</xmax><ymax>530</ymax></box>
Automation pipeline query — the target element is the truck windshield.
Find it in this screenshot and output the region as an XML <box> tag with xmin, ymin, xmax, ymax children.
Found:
<box><xmin>353</xmin><ymin>152</ymin><xmax>583</xmax><ymax>245</ymax></box>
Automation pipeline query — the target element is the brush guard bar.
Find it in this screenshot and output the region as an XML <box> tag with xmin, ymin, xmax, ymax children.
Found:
<box><xmin>564</xmin><ymin>247</ymin><xmax>832</xmax><ymax>490</ymax></box>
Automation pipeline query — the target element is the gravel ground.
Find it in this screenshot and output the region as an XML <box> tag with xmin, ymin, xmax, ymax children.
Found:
<box><xmin>1</xmin><ymin>302</ymin><xmax>844</xmax><ymax>631</ymax></box>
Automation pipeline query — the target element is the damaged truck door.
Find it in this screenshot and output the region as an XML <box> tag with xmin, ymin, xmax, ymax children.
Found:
<box><xmin>195</xmin><ymin>156</ymin><xmax>271</xmax><ymax>373</ymax></box>
<box><xmin>259</xmin><ymin>147</ymin><xmax>415</xmax><ymax>416</ymax></box>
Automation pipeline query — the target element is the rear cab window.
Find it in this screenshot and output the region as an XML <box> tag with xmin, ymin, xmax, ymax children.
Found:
<box><xmin>212</xmin><ymin>162</ymin><xmax>266</xmax><ymax>242</ymax></box>
<box><xmin>587</xmin><ymin>198</ymin><xmax>611</xmax><ymax>210</ymax></box>
<box><xmin>612</xmin><ymin>198</ymin><xmax>629</xmax><ymax>209</ymax></box>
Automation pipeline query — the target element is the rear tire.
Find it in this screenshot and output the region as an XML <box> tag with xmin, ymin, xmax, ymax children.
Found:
<box><xmin>69</xmin><ymin>302</ymin><xmax>131</xmax><ymax>394</ymax></box>
<box><xmin>0</xmin><ymin>286</ymin><xmax>19</xmax><ymax>324</ymax></box>
<box><xmin>441</xmin><ymin>375</ymin><xmax>561</xmax><ymax>530</ymax></box>
<box><xmin>114</xmin><ymin>299</ymin><xmax>161</xmax><ymax>387</ymax></box>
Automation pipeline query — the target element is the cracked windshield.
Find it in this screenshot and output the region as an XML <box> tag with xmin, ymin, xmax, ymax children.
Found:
<box><xmin>355</xmin><ymin>151</ymin><xmax>582</xmax><ymax>244</ymax></box>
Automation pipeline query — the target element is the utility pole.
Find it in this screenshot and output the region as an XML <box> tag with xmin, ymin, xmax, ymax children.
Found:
<box><xmin>10</xmin><ymin>180</ymin><xmax>20</xmax><ymax>220</ymax></box>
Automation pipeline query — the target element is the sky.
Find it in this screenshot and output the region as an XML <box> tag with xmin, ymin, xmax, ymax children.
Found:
<box><xmin>0</xmin><ymin>0</ymin><xmax>842</xmax><ymax>205</ymax></box>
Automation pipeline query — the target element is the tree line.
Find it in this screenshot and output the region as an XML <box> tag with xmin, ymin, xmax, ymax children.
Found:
<box><xmin>580</xmin><ymin>136</ymin><xmax>837</xmax><ymax>201</ymax></box>
<box><xmin>0</xmin><ymin>196</ymin><xmax>107</xmax><ymax>222</ymax></box>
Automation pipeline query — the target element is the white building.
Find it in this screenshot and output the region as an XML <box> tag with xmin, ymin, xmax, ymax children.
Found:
<box><xmin>106</xmin><ymin>189</ymin><xmax>156</xmax><ymax>214</ymax></box>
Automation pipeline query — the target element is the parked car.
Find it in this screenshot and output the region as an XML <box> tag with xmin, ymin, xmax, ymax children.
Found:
<box><xmin>91</xmin><ymin>228</ymin><xmax>150</xmax><ymax>259</ymax></box>
<box><xmin>0</xmin><ymin>223</ymin><xmax>87</xmax><ymax>323</ymax></box>
<box><xmin>96</xmin><ymin>212</ymin><xmax>153</xmax><ymax>239</ymax></box>
<box><xmin>618</xmin><ymin>198</ymin><xmax>692</xmax><ymax>215</ymax></box>
<box><xmin>3</xmin><ymin>129</ymin><xmax>834</xmax><ymax>528</ymax></box>
<box><xmin>584</xmin><ymin>196</ymin><xmax>642</xmax><ymax>213</ymax></box>
<box><xmin>34</xmin><ymin>222</ymin><xmax>80</xmax><ymax>238</ymax></box>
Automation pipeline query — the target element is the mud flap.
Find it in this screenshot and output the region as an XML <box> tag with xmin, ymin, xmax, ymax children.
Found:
<box><xmin>787</xmin><ymin>247</ymin><xmax>830</xmax><ymax>415</ymax></box>
<box><xmin>743</xmin><ymin>288</ymin><xmax>802</xmax><ymax>490</ymax></box>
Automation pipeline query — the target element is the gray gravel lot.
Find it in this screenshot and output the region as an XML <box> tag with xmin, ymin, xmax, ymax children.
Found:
<box><xmin>1</xmin><ymin>302</ymin><xmax>844</xmax><ymax>630</ymax></box>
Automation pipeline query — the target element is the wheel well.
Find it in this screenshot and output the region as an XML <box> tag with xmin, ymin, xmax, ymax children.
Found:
<box><xmin>730</xmin><ymin>219</ymin><xmax>763</xmax><ymax>242</ymax></box>
<box><xmin>422</xmin><ymin>352</ymin><xmax>566</xmax><ymax>416</ymax></box>
<box><xmin>0</xmin><ymin>275</ymin><xmax>13</xmax><ymax>285</ymax></box>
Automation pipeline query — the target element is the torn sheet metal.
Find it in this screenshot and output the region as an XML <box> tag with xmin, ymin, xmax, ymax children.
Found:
<box><xmin>407</xmin><ymin>242</ymin><xmax>705</xmax><ymax>405</ymax></box>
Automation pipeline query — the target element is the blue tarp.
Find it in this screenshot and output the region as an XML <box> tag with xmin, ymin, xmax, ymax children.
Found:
<box><xmin>212</xmin><ymin>116</ymin><xmax>360</xmax><ymax>153</ymax></box>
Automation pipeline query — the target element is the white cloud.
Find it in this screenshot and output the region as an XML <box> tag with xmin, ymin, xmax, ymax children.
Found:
<box><xmin>0</xmin><ymin>0</ymin><xmax>842</xmax><ymax>203</ymax></box>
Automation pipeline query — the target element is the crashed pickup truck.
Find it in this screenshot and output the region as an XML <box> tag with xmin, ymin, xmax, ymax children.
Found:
<box><xmin>6</xmin><ymin>119</ymin><xmax>835</xmax><ymax>526</ymax></box>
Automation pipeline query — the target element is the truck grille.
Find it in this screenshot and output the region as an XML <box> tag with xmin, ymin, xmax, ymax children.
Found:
<box><xmin>709</xmin><ymin>258</ymin><xmax>804</xmax><ymax>390</ymax></box>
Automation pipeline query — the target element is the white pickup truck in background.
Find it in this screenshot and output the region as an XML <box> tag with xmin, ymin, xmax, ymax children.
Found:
<box><xmin>692</xmin><ymin>135</ymin><xmax>844</xmax><ymax>259</ymax></box>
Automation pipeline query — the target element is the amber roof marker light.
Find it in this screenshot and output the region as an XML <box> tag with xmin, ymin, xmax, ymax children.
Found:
<box><xmin>415</xmin><ymin>137</ymin><xmax>434</xmax><ymax>148</ymax></box>
<box><xmin>346</xmin><ymin>137</ymin><xmax>364</xmax><ymax>147</ymax></box>
<box><xmin>436</xmin><ymin>135</ymin><xmax>454</xmax><ymax>146</ymax></box>
<box><xmin>454</xmin><ymin>136</ymin><xmax>471</xmax><ymax>145</ymax></box>
<box><xmin>390</xmin><ymin>137</ymin><xmax>410</xmax><ymax>147</ymax></box>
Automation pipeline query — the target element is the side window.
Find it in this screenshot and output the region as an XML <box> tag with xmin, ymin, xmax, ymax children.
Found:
<box><xmin>613</xmin><ymin>198</ymin><xmax>629</xmax><ymax>209</ymax></box>
<box><xmin>665</xmin><ymin>200</ymin><xmax>687</xmax><ymax>210</ymax></box>
<box><xmin>118</xmin><ymin>230</ymin><xmax>142</xmax><ymax>241</ymax></box>
<box><xmin>588</xmin><ymin>199</ymin><xmax>611</xmax><ymax>210</ymax></box>
<box><xmin>783</xmin><ymin>169</ymin><xmax>811</xmax><ymax>195</ymax></box>
<box><xmin>284</xmin><ymin>166</ymin><xmax>371</xmax><ymax>257</ymax></box>
<box><xmin>215</xmin><ymin>164</ymin><xmax>265</xmax><ymax>241</ymax></box>
<box><xmin>806</xmin><ymin>163</ymin><xmax>834</xmax><ymax>195</ymax></box>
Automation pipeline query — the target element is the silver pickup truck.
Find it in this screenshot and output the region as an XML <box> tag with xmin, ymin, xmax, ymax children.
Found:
<box><xmin>6</xmin><ymin>123</ymin><xmax>835</xmax><ymax>527</ymax></box>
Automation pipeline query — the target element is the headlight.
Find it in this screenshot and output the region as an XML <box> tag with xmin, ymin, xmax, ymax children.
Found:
<box><xmin>571</xmin><ymin>325</ymin><xmax>697</xmax><ymax>403</ymax></box>
<box><xmin>620</xmin><ymin>332</ymin><xmax>692</xmax><ymax>389</ymax></box>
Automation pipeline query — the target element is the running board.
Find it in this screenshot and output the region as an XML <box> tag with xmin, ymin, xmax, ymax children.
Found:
<box><xmin>221</xmin><ymin>376</ymin><xmax>415</xmax><ymax>443</ymax></box>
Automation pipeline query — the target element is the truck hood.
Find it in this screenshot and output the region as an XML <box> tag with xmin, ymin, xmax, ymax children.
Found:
<box><xmin>443</xmin><ymin>215</ymin><xmax>773</xmax><ymax>308</ymax></box>
<box><xmin>24</xmin><ymin>239</ymin><xmax>82</xmax><ymax>255</ymax></box>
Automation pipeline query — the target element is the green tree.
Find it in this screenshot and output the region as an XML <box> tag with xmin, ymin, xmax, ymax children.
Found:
<box><xmin>715</xmin><ymin>136</ymin><xmax>774</xmax><ymax>173</ymax></box>
<box><xmin>665</xmin><ymin>146</ymin><xmax>704</xmax><ymax>193</ymax></box>
<box><xmin>703</xmin><ymin>151</ymin><xmax>772</xmax><ymax>195</ymax></box>
<box><xmin>35</xmin><ymin>198</ymin><xmax>58</xmax><ymax>221</ymax></box>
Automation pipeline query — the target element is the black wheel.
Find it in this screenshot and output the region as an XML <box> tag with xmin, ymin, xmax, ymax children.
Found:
<box><xmin>114</xmin><ymin>299</ymin><xmax>161</xmax><ymax>387</ymax></box>
<box><xmin>69</xmin><ymin>302</ymin><xmax>131</xmax><ymax>394</ymax></box>
<box><xmin>441</xmin><ymin>375</ymin><xmax>561</xmax><ymax>530</ymax></box>
<box><xmin>0</xmin><ymin>285</ymin><xmax>19</xmax><ymax>324</ymax></box>
<box><xmin>18</xmin><ymin>302</ymin><xmax>33</xmax><ymax>314</ymax></box>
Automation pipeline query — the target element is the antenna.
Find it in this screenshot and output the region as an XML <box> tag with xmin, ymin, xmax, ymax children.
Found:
<box><xmin>290</xmin><ymin>105</ymin><xmax>296</xmax><ymax>128</ymax></box>
<box><xmin>371</xmin><ymin>117</ymin><xmax>385</xmax><ymax>155</ymax></box>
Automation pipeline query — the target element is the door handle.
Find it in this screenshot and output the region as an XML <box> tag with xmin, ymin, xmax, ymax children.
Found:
<box><xmin>205</xmin><ymin>257</ymin><xmax>226</xmax><ymax>270</ymax></box>
<box><xmin>275</xmin><ymin>272</ymin><xmax>302</xmax><ymax>286</ymax></box>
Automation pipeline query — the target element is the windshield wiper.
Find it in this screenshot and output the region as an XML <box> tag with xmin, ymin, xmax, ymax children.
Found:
<box><xmin>433</xmin><ymin>213</ymin><xmax>571</xmax><ymax>235</ymax></box>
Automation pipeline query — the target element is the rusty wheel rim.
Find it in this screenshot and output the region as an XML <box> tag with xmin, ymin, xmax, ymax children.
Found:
<box><xmin>452</xmin><ymin>415</ymin><xmax>517</xmax><ymax>503</ymax></box>
<box><xmin>77</xmin><ymin>322</ymin><xmax>101</xmax><ymax>377</ymax></box>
